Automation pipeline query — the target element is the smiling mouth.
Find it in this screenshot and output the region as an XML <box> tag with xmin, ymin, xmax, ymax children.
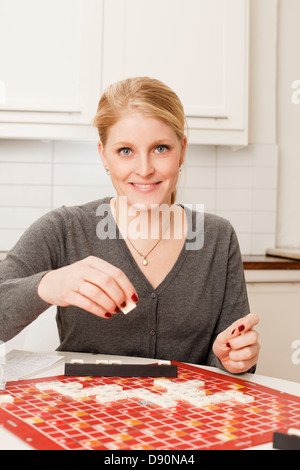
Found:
<box><xmin>130</xmin><ymin>182</ymin><xmax>161</xmax><ymax>188</ymax></box>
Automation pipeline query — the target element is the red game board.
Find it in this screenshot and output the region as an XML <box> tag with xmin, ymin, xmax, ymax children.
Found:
<box><xmin>0</xmin><ymin>361</ymin><xmax>299</xmax><ymax>450</ymax></box>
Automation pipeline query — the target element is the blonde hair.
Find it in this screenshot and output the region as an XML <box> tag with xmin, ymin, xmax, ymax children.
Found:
<box><xmin>93</xmin><ymin>77</ymin><xmax>187</xmax><ymax>204</ymax></box>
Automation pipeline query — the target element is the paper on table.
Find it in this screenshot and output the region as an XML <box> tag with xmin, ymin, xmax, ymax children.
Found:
<box><xmin>1</xmin><ymin>350</ymin><xmax>62</xmax><ymax>381</ymax></box>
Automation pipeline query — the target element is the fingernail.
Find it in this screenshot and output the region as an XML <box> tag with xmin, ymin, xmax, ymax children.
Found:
<box><xmin>105</xmin><ymin>312</ymin><xmax>112</xmax><ymax>318</ymax></box>
<box><xmin>226</xmin><ymin>342</ymin><xmax>231</xmax><ymax>348</ymax></box>
<box><xmin>121</xmin><ymin>301</ymin><xmax>126</xmax><ymax>308</ymax></box>
<box><xmin>238</xmin><ymin>325</ymin><xmax>245</xmax><ymax>332</ymax></box>
<box><xmin>131</xmin><ymin>293</ymin><xmax>138</xmax><ymax>303</ymax></box>
<box><xmin>114</xmin><ymin>307</ymin><xmax>120</xmax><ymax>314</ymax></box>
<box><xmin>231</xmin><ymin>329</ymin><xmax>236</xmax><ymax>335</ymax></box>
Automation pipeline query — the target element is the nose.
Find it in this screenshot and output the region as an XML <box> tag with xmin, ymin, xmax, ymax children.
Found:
<box><xmin>135</xmin><ymin>154</ymin><xmax>155</xmax><ymax>177</ymax></box>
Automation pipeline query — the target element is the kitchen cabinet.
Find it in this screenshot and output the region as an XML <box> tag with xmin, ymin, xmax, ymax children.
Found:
<box><xmin>102</xmin><ymin>0</ymin><xmax>249</xmax><ymax>145</ymax></box>
<box><xmin>0</xmin><ymin>0</ymin><xmax>102</xmax><ymax>140</ymax></box>
<box><xmin>0</xmin><ymin>0</ymin><xmax>249</xmax><ymax>145</ymax></box>
<box><xmin>245</xmin><ymin>267</ymin><xmax>300</xmax><ymax>383</ymax></box>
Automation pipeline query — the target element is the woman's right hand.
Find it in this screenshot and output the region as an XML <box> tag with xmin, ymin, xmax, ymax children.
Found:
<box><xmin>37</xmin><ymin>256</ymin><xmax>138</xmax><ymax>319</ymax></box>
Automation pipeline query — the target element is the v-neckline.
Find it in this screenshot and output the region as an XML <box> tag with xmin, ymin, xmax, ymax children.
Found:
<box><xmin>107</xmin><ymin>198</ymin><xmax>190</xmax><ymax>294</ymax></box>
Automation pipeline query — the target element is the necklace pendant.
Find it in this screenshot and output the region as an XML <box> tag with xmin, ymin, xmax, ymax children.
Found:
<box><xmin>142</xmin><ymin>258</ymin><xmax>148</xmax><ymax>266</ymax></box>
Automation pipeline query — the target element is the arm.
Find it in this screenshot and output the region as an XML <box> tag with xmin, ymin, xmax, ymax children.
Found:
<box><xmin>0</xmin><ymin>207</ymin><xmax>138</xmax><ymax>343</ymax></box>
<box><xmin>212</xmin><ymin>313</ymin><xmax>260</xmax><ymax>374</ymax></box>
<box><xmin>207</xmin><ymin>226</ymin><xmax>260</xmax><ymax>373</ymax></box>
<box><xmin>0</xmin><ymin>211</ymin><xmax>60</xmax><ymax>342</ymax></box>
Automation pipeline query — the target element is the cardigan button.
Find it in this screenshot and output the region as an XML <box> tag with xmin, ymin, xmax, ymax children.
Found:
<box><xmin>151</xmin><ymin>292</ymin><xmax>156</xmax><ymax>299</ymax></box>
<box><xmin>149</xmin><ymin>329</ymin><xmax>156</xmax><ymax>336</ymax></box>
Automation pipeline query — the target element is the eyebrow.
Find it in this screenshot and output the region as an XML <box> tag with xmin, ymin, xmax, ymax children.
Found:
<box><xmin>113</xmin><ymin>139</ymin><xmax>173</xmax><ymax>148</ymax></box>
<box><xmin>112</xmin><ymin>142</ymin><xmax>132</xmax><ymax>148</ymax></box>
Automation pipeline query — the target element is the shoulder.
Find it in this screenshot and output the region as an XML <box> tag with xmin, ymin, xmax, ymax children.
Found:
<box><xmin>204</xmin><ymin>212</ymin><xmax>233</xmax><ymax>236</ymax></box>
<box><xmin>182</xmin><ymin>204</ymin><xmax>238</xmax><ymax>253</ymax></box>
<box><xmin>202</xmin><ymin>213</ymin><xmax>242</xmax><ymax>263</ymax></box>
<box><xmin>203</xmin><ymin>213</ymin><xmax>239</xmax><ymax>255</ymax></box>
<box><xmin>182</xmin><ymin>203</ymin><xmax>234</xmax><ymax>237</ymax></box>
<box><xmin>60</xmin><ymin>197</ymin><xmax>112</xmax><ymax>219</ymax></box>
<box><xmin>17</xmin><ymin>198</ymin><xmax>112</xmax><ymax>243</ymax></box>
<box><xmin>42</xmin><ymin>197</ymin><xmax>112</xmax><ymax>225</ymax></box>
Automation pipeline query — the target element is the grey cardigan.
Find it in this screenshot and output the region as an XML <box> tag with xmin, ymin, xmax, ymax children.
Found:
<box><xmin>0</xmin><ymin>197</ymin><xmax>250</xmax><ymax>369</ymax></box>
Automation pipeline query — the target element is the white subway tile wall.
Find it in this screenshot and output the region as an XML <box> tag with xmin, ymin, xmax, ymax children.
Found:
<box><xmin>0</xmin><ymin>140</ymin><xmax>278</xmax><ymax>255</ymax></box>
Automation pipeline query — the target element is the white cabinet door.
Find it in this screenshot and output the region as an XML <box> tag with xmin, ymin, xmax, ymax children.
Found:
<box><xmin>0</xmin><ymin>0</ymin><xmax>103</xmax><ymax>140</ymax></box>
<box><xmin>102</xmin><ymin>0</ymin><xmax>249</xmax><ymax>146</ymax></box>
<box><xmin>246</xmin><ymin>281</ymin><xmax>300</xmax><ymax>383</ymax></box>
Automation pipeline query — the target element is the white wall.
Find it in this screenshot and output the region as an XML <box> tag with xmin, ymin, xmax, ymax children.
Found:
<box><xmin>0</xmin><ymin>140</ymin><xmax>278</xmax><ymax>256</ymax></box>
<box><xmin>276</xmin><ymin>0</ymin><xmax>300</xmax><ymax>248</ymax></box>
<box><xmin>0</xmin><ymin>0</ymin><xmax>281</xmax><ymax>259</ymax></box>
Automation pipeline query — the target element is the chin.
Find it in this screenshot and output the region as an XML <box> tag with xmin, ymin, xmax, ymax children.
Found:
<box><xmin>128</xmin><ymin>197</ymin><xmax>172</xmax><ymax>210</ymax></box>
<box><xmin>121</xmin><ymin>188</ymin><xmax>172</xmax><ymax>209</ymax></box>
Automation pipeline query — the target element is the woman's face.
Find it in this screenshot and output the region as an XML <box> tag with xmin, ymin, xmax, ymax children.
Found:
<box><xmin>98</xmin><ymin>112</ymin><xmax>186</xmax><ymax>209</ymax></box>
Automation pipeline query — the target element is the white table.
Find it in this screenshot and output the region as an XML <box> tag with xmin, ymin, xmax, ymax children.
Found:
<box><xmin>0</xmin><ymin>351</ymin><xmax>299</xmax><ymax>450</ymax></box>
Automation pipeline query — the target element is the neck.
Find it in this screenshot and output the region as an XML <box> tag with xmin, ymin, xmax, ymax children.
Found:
<box><xmin>111</xmin><ymin>196</ymin><xmax>184</xmax><ymax>241</ymax></box>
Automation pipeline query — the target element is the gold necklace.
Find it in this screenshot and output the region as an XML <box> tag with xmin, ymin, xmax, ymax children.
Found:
<box><xmin>113</xmin><ymin>200</ymin><xmax>170</xmax><ymax>266</ymax></box>
<box><xmin>126</xmin><ymin>235</ymin><xmax>164</xmax><ymax>266</ymax></box>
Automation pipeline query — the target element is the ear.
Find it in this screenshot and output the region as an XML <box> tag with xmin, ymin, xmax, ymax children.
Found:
<box><xmin>179</xmin><ymin>136</ymin><xmax>187</xmax><ymax>167</ymax></box>
<box><xmin>98</xmin><ymin>141</ymin><xmax>109</xmax><ymax>172</ymax></box>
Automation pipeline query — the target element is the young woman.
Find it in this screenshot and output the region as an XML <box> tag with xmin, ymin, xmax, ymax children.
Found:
<box><xmin>0</xmin><ymin>77</ymin><xmax>260</xmax><ymax>374</ymax></box>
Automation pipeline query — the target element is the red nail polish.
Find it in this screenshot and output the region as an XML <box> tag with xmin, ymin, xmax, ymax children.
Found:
<box><xmin>231</xmin><ymin>329</ymin><xmax>236</xmax><ymax>335</ymax></box>
<box><xmin>121</xmin><ymin>301</ymin><xmax>126</xmax><ymax>308</ymax></box>
<box><xmin>238</xmin><ymin>325</ymin><xmax>245</xmax><ymax>332</ymax></box>
<box><xmin>105</xmin><ymin>312</ymin><xmax>112</xmax><ymax>318</ymax></box>
<box><xmin>114</xmin><ymin>307</ymin><xmax>120</xmax><ymax>313</ymax></box>
<box><xmin>226</xmin><ymin>342</ymin><xmax>231</xmax><ymax>348</ymax></box>
<box><xmin>131</xmin><ymin>293</ymin><xmax>138</xmax><ymax>303</ymax></box>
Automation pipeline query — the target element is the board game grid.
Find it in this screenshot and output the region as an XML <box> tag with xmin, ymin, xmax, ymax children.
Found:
<box><xmin>0</xmin><ymin>361</ymin><xmax>299</xmax><ymax>450</ymax></box>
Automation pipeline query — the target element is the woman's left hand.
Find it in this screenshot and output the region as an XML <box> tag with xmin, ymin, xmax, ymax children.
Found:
<box><xmin>212</xmin><ymin>313</ymin><xmax>260</xmax><ymax>374</ymax></box>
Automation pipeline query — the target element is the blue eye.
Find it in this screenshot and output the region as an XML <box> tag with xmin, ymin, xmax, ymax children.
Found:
<box><xmin>155</xmin><ymin>145</ymin><xmax>169</xmax><ymax>154</ymax></box>
<box><xmin>119</xmin><ymin>148</ymin><xmax>132</xmax><ymax>156</ymax></box>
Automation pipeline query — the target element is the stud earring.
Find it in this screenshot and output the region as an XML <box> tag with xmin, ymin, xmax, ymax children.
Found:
<box><xmin>105</xmin><ymin>169</ymin><xmax>110</xmax><ymax>176</ymax></box>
